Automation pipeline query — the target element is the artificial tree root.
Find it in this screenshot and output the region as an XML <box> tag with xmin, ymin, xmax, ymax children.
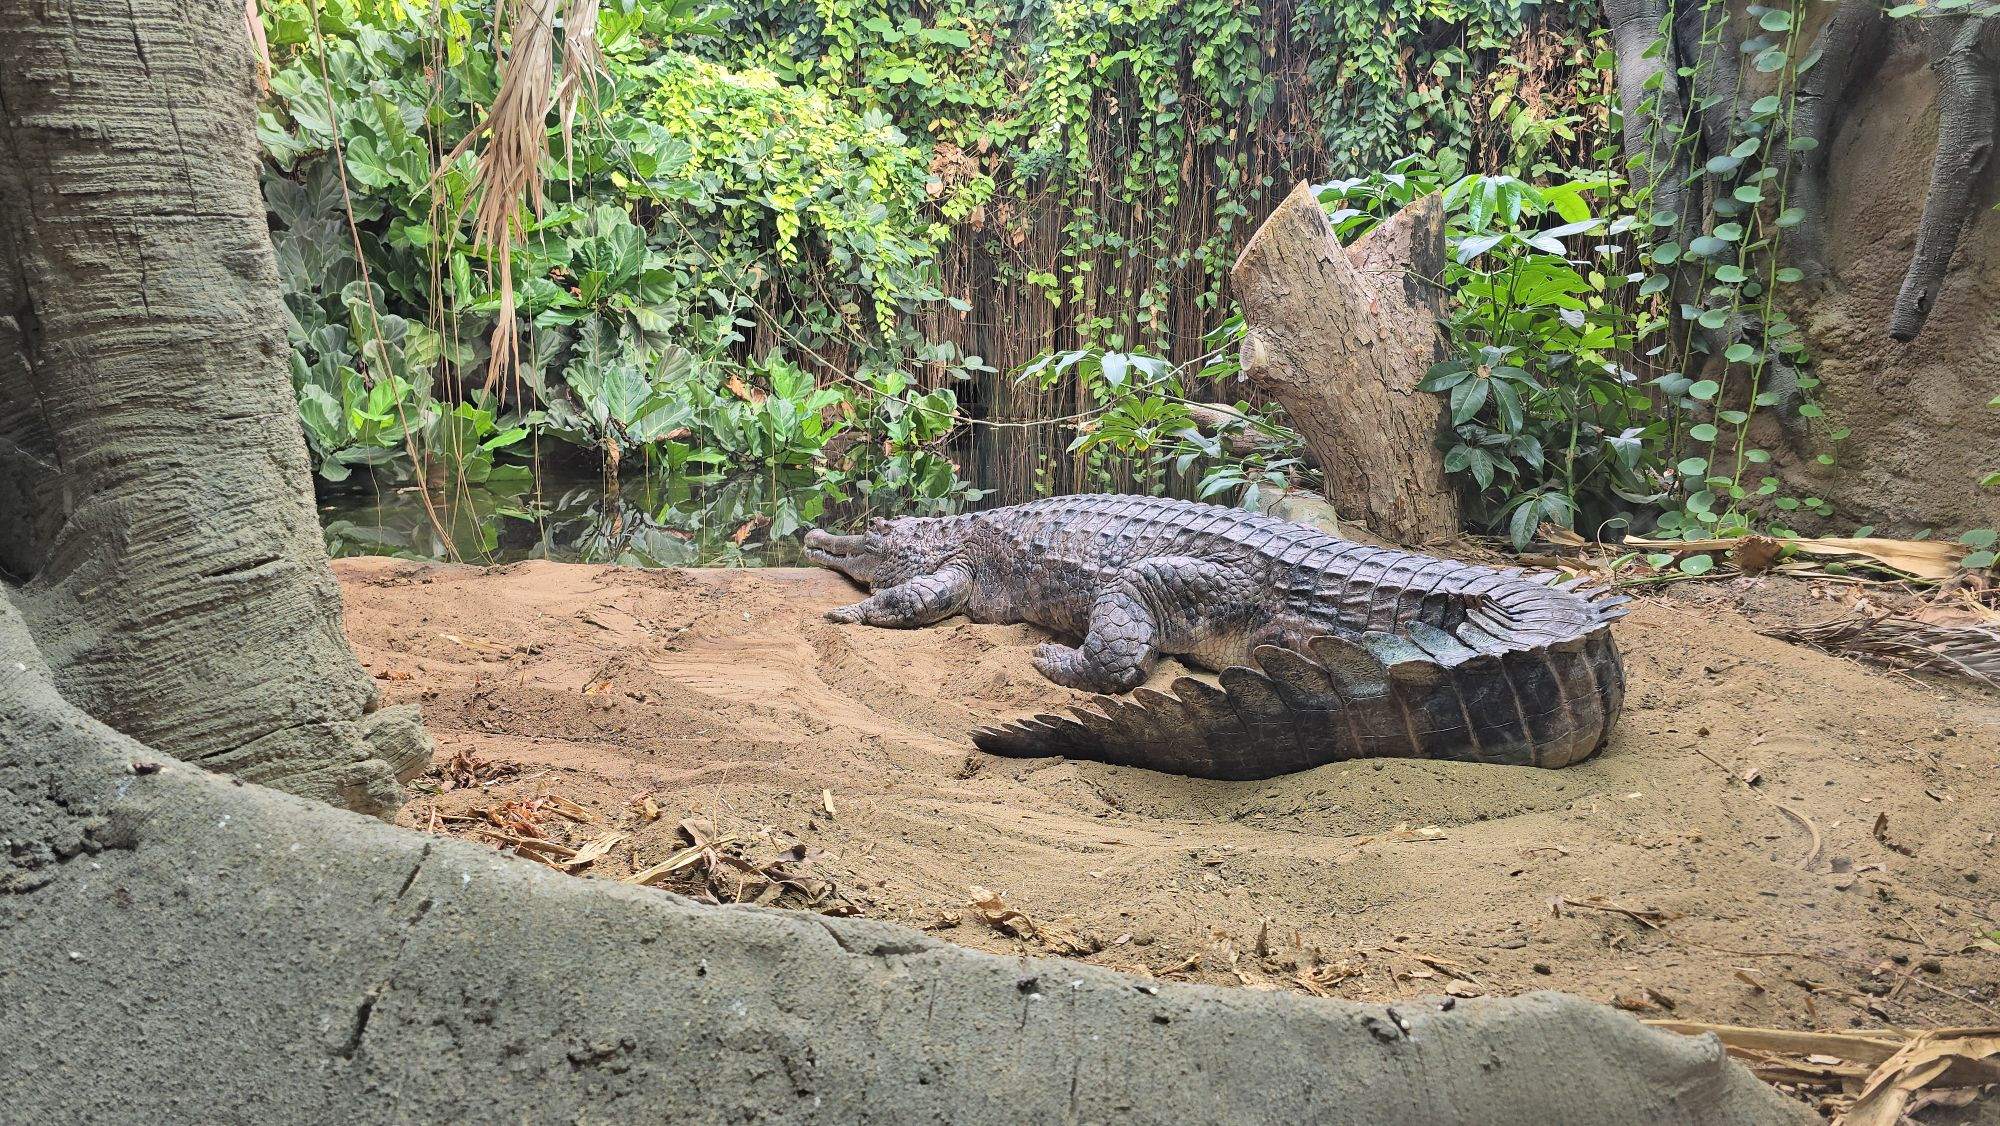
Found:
<box><xmin>1674</xmin><ymin>0</ymin><xmax>1741</xmax><ymax>181</ymax></box>
<box><xmin>1602</xmin><ymin>0</ymin><xmax>1698</xmax><ymax>248</ymax></box>
<box><xmin>1781</xmin><ymin>0</ymin><xmax>1885</xmax><ymax>287</ymax></box>
<box><xmin>1890</xmin><ymin>18</ymin><xmax>1999</xmax><ymax>342</ymax></box>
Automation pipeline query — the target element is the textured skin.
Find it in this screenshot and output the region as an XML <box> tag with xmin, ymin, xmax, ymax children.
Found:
<box><xmin>806</xmin><ymin>495</ymin><xmax>1627</xmax><ymax>780</ymax></box>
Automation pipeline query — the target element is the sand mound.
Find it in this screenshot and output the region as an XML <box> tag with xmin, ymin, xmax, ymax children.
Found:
<box><xmin>339</xmin><ymin>557</ymin><xmax>2000</xmax><ymax>1028</ymax></box>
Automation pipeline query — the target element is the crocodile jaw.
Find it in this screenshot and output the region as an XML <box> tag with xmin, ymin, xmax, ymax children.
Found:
<box><xmin>803</xmin><ymin>530</ymin><xmax>878</xmax><ymax>584</ymax></box>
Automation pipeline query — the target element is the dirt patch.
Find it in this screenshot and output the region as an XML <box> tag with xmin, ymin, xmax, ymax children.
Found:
<box><xmin>340</xmin><ymin>557</ymin><xmax>2000</xmax><ymax>1029</ymax></box>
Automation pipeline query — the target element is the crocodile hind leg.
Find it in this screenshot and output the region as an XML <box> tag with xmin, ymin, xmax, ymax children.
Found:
<box><xmin>1032</xmin><ymin>556</ymin><xmax>1240</xmax><ymax>693</ymax></box>
<box><xmin>825</xmin><ymin>565</ymin><xmax>972</xmax><ymax>627</ymax></box>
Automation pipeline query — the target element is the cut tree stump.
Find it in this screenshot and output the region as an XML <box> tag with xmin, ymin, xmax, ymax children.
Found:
<box><xmin>1231</xmin><ymin>183</ymin><xmax>1461</xmax><ymax>547</ymax></box>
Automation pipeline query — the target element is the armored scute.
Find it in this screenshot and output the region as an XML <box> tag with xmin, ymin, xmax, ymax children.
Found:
<box><xmin>807</xmin><ymin>494</ymin><xmax>1627</xmax><ymax>780</ymax></box>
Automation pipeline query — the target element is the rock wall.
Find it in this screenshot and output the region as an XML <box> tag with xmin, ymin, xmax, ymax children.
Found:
<box><xmin>1792</xmin><ymin>29</ymin><xmax>2000</xmax><ymax>534</ymax></box>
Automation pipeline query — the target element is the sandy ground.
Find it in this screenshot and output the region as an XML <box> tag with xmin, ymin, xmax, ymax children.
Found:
<box><xmin>340</xmin><ymin>556</ymin><xmax>2000</xmax><ymax>1032</ymax></box>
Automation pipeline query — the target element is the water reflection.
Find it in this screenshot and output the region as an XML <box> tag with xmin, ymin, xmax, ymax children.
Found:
<box><xmin>318</xmin><ymin>421</ymin><xmax>1204</xmax><ymax>566</ymax></box>
<box><xmin>324</xmin><ymin>463</ymin><xmax>956</xmax><ymax>566</ymax></box>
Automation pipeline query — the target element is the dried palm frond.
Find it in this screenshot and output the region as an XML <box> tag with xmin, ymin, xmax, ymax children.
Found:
<box><xmin>1762</xmin><ymin>612</ymin><xmax>2000</xmax><ymax>690</ymax></box>
<box><xmin>448</xmin><ymin>0</ymin><xmax>601</xmax><ymax>392</ymax></box>
<box><xmin>1649</xmin><ymin>1021</ymin><xmax>2000</xmax><ymax>1124</ymax></box>
<box><xmin>468</xmin><ymin>0</ymin><xmax>555</xmax><ymax>392</ymax></box>
<box><xmin>555</xmin><ymin>0</ymin><xmax>605</xmax><ymax>170</ymax></box>
<box><xmin>469</xmin><ymin>0</ymin><xmax>558</xmax><ymax>250</ymax></box>
<box><xmin>245</xmin><ymin>0</ymin><xmax>272</xmax><ymax>93</ymax></box>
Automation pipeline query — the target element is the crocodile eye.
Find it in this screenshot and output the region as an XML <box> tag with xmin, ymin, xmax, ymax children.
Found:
<box><xmin>868</xmin><ymin>517</ymin><xmax>891</xmax><ymax>535</ymax></box>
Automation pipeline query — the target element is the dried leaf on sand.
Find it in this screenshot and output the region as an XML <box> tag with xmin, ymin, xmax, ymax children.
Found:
<box><xmin>624</xmin><ymin>818</ymin><xmax>852</xmax><ymax>913</ymax></box>
<box><xmin>1625</xmin><ymin>535</ymin><xmax>1968</xmax><ymax>580</ymax></box>
<box><xmin>967</xmin><ymin>886</ymin><xmax>1101</xmax><ymax>956</ymax></box>
<box><xmin>1651</xmin><ymin>1022</ymin><xmax>2000</xmax><ymax>1125</ymax></box>
<box><xmin>564</xmin><ymin>831</ymin><xmax>628</xmax><ymax>873</ymax></box>
<box><xmin>430</xmin><ymin>746</ymin><xmax>519</xmax><ymax>791</ymax></box>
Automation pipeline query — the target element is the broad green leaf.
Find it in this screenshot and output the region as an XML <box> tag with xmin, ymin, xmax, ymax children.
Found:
<box><xmin>1450</xmin><ymin>376</ymin><xmax>1490</xmax><ymax>424</ymax></box>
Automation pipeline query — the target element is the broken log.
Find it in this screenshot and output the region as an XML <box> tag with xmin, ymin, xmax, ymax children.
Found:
<box><xmin>1230</xmin><ymin>183</ymin><xmax>1461</xmax><ymax>547</ymax></box>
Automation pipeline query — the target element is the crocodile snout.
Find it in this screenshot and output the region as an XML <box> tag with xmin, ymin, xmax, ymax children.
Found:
<box><xmin>803</xmin><ymin>530</ymin><xmax>876</xmax><ymax>582</ymax></box>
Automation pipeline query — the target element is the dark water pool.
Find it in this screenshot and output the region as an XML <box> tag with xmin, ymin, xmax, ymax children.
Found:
<box><xmin>315</xmin><ymin>421</ymin><xmax>1221</xmax><ymax>567</ymax></box>
<box><xmin>318</xmin><ymin>462</ymin><xmax>963</xmax><ymax>567</ymax></box>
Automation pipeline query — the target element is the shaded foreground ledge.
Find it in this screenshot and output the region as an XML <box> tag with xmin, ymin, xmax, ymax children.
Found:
<box><xmin>0</xmin><ymin>605</ymin><xmax>1808</xmax><ymax>1125</ymax></box>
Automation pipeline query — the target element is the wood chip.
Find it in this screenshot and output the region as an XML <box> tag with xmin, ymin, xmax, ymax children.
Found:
<box><xmin>624</xmin><ymin>838</ymin><xmax>737</xmax><ymax>886</ymax></box>
<box><xmin>1871</xmin><ymin>812</ymin><xmax>1916</xmax><ymax>857</ymax></box>
<box><xmin>564</xmin><ymin>831</ymin><xmax>629</xmax><ymax>873</ymax></box>
<box><xmin>1553</xmin><ymin>895</ymin><xmax>1681</xmax><ymax>929</ymax></box>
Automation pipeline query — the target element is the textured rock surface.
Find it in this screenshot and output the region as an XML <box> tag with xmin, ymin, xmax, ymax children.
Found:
<box><xmin>1787</xmin><ymin>29</ymin><xmax>2000</xmax><ymax>533</ymax></box>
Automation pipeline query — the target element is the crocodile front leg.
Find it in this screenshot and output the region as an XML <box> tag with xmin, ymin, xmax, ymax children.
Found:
<box><xmin>1033</xmin><ymin>556</ymin><xmax>1238</xmax><ymax>693</ymax></box>
<box><xmin>825</xmin><ymin>565</ymin><xmax>972</xmax><ymax>627</ymax></box>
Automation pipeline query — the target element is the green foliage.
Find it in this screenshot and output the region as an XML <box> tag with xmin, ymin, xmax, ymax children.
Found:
<box><xmin>1296</xmin><ymin>0</ymin><xmax>1602</xmax><ymax>179</ymax></box>
<box><xmin>1313</xmin><ymin>7</ymin><xmax>1965</xmax><ymax>554</ymax></box>
<box><xmin>1352</xmin><ymin>5</ymin><xmax>1994</xmax><ymax>562</ymax></box>
<box><xmin>1019</xmin><ymin>317</ymin><xmax>1313</xmax><ymax>511</ymax></box>
<box><xmin>1625</xmin><ymin>2</ymin><xmax>1834</xmax><ymax>544</ymax></box>
<box><xmin>1967</xmin><ymin>395</ymin><xmax>2000</xmax><ymax>570</ymax></box>
<box><xmin>714</xmin><ymin>0</ymin><xmax>1610</xmax><ymax>360</ymax></box>
<box><xmin>1960</xmin><ymin>528</ymin><xmax>1996</xmax><ymax>572</ymax></box>
<box><xmin>1320</xmin><ymin>162</ymin><xmax>1657</xmax><ymax>547</ymax></box>
<box><xmin>258</xmin><ymin>0</ymin><xmax>977</xmax><ymax>483</ymax></box>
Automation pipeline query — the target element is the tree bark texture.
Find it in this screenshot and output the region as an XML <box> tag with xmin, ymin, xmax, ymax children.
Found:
<box><xmin>0</xmin><ymin>0</ymin><xmax>429</xmax><ymax>815</ymax></box>
<box><xmin>1604</xmin><ymin>0</ymin><xmax>1697</xmax><ymax>251</ymax></box>
<box><xmin>1783</xmin><ymin>0</ymin><xmax>1886</xmax><ymax>288</ymax></box>
<box><xmin>1230</xmin><ymin>184</ymin><xmax>1460</xmax><ymax>547</ymax></box>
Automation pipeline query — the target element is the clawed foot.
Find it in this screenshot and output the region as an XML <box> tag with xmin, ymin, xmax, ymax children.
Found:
<box><xmin>825</xmin><ymin>604</ymin><xmax>864</xmax><ymax>624</ymax></box>
<box><xmin>1031</xmin><ymin>642</ymin><xmax>1090</xmax><ymax>689</ymax></box>
<box><xmin>1032</xmin><ymin>641</ymin><xmax>1147</xmax><ymax>693</ymax></box>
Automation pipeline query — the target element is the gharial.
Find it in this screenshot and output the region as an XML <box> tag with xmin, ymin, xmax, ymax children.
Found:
<box><xmin>804</xmin><ymin>494</ymin><xmax>1627</xmax><ymax>781</ymax></box>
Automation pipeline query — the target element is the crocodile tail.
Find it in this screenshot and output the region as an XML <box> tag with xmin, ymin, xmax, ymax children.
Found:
<box><xmin>972</xmin><ymin>581</ymin><xmax>1629</xmax><ymax>781</ymax></box>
